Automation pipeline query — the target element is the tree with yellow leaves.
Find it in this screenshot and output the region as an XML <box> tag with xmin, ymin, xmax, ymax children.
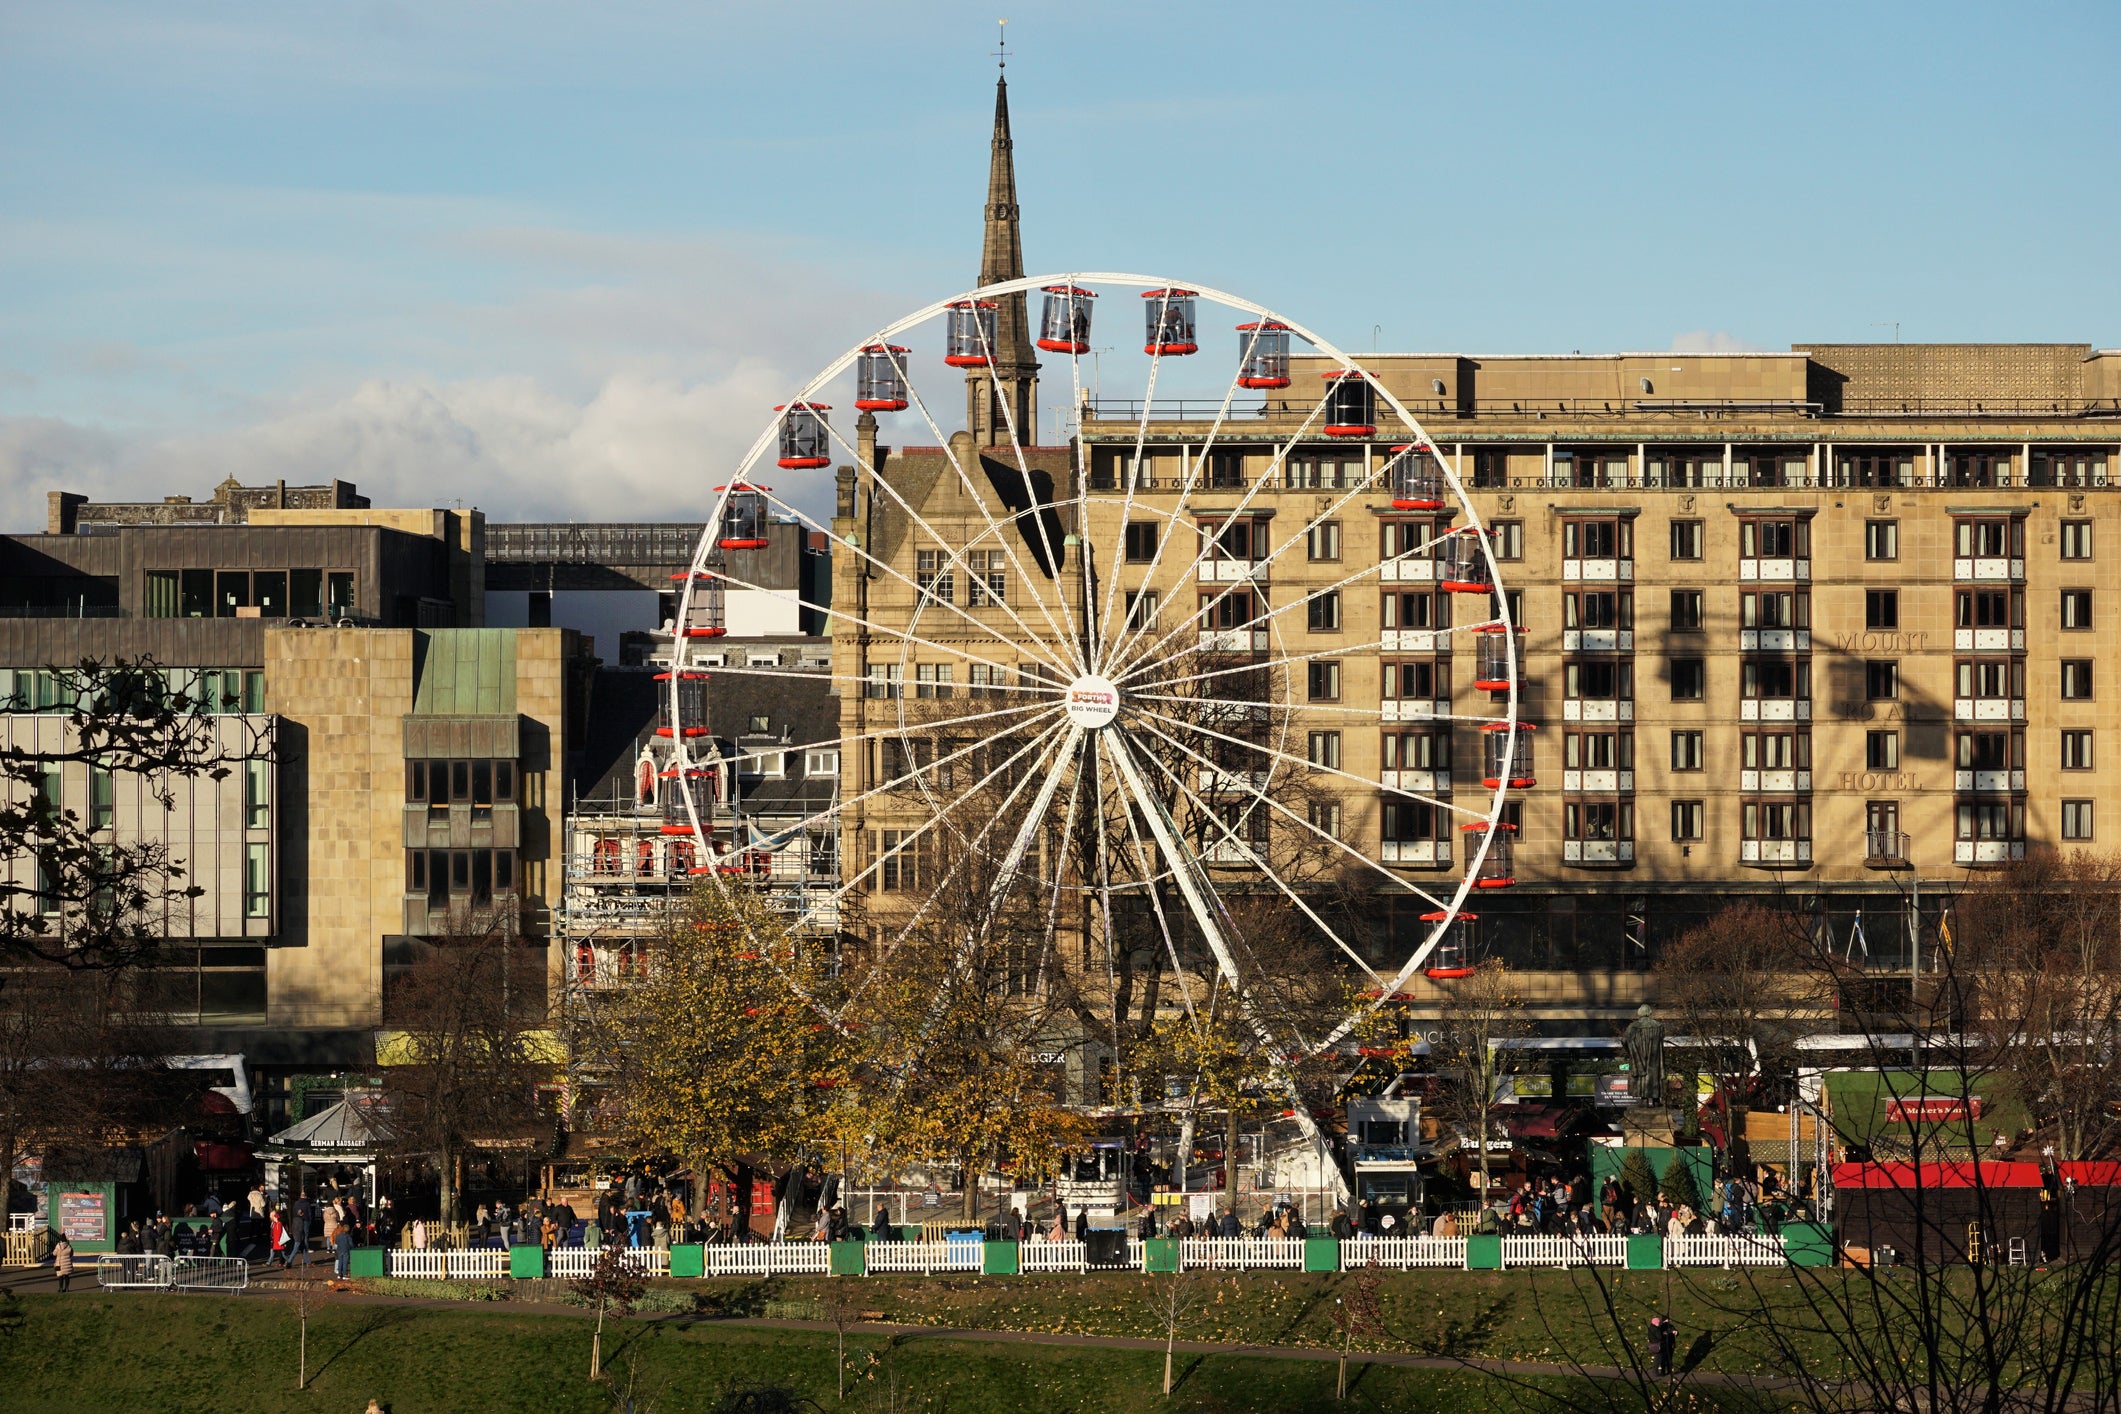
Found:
<box><xmin>587</xmin><ymin>882</ymin><xmax>855</xmax><ymax>1225</ymax></box>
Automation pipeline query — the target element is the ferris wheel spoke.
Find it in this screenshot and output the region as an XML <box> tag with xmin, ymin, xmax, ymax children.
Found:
<box><xmin>875</xmin><ymin>340</ymin><xmax>1085</xmax><ymax>674</ymax></box>
<box><xmin>964</xmin><ymin>286</ymin><xmax>1093</xmax><ymax>675</ymax></box>
<box><xmin>1120</xmin><ymin>710</ymin><xmax>1451</xmax><ymax>914</ymax></box>
<box><xmin>1100</xmin><ymin>374</ymin><xmax>1339</xmax><ymax>675</ymax></box>
<box><xmin>1109</xmin><ymin>749</ymin><xmax>1204</xmax><ymax>1032</ymax></box>
<box><xmin>1033</xmin><ymin>730</ymin><xmax>1091</xmax><ymax>997</ymax></box>
<box><xmin>1089</xmin><ymin>294</ymin><xmax>1262</xmax><ymax>667</ymax></box>
<box><xmin>1085</xmin><ymin>739</ymin><xmax>1124</xmax><ymax>1059</ymax></box>
<box><xmin>690</xmin><ymin>661</ymin><xmax>1059</xmax><ymax>703</ymax></box>
<box><xmin>1082</xmin><ymin>290</ymin><xmax>1184</xmax><ymax>668</ymax></box>
<box><xmin>827</xmin><ymin>721</ymin><xmax>1082</xmax><ymax>1012</ymax></box>
<box><xmin>800</xmin><ymin>406</ymin><xmax>1080</xmax><ymax>679</ymax></box>
<box><xmin>1118</xmin><ymin>725</ymin><xmax>1384</xmax><ymax>987</ymax></box>
<box><xmin>743</xmin><ymin>478</ymin><xmax>1074</xmax><ymax>679</ymax></box>
<box><xmin>1132</xmin><ymin>704</ymin><xmax>1490</xmax><ymax>821</ymax></box>
<box><xmin>790</xmin><ymin>712</ymin><xmax>1071</xmax><ymax>934</ymax></box>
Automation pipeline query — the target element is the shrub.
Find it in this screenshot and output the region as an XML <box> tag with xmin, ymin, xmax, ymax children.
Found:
<box><xmin>353</xmin><ymin>1277</ymin><xmax>513</xmax><ymax>1302</ymax></box>
<box><xmin>1659</xmin><ymin>1153</ymin><xmax>1701</xmax><ymax>1212</ymax></box>
<box><xmin>1619</xmin><ymin>1149</ymin><xmax>1659</xmax><ymax>1207</ymax></box>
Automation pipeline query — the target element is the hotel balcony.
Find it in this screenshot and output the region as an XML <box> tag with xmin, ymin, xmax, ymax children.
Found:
<box><xmin>1562</xmin><ymin>628</ymin><xmax>1632</xmax><ymax>652</ymax></box>
<box><xmin>1953</xmin><ymin>555</ymin><xmax>2025</xmax><ymax>583</ymax></box>
<box><xmin>1561</xmin><ymin>768</ymin><xmax>1633</xmax><ymax>793</ymax></box>
<box><xmin>1381</xmin><ymin>838</ymin><xmax>1451</xmax><ymax>867</ymax></box>
<box><xmin>1562</xmin><ymin>556</ymin><xmax>1632</xmax><ymax>583</ymax></box>
<box><xmin>1955</xmin><ymin>839</ymin><xmax>2026</xmax><ymax>866</ymax></box>
<box><xmin>1738</xmin><ymin>556</ymin><xmax>1810</xmax><ymax>582</ymax></box>
<box><xmin>1562</xmin><ymin>839</ymin><xmax>1635</xmax><ymax>866</ymax></box>
<box><xmin>1739</xmin><ymin>628</ymin><xmax>1809</xmax><ymax>652</ymax></box>
<box><xmin>1740</xmin><ymin>838</ymin><xmax>1812</xmax><ymax>867</ymax></box>
<box><xmin>1739</xmin><ymin>696</ymin><xmax>1810</xmax><ymax>723</ymax></box>
<box><xmin>1954</xmin><ymin>628</ymin><xmax>2025</xmax><ymax>652</ymax></box>
<box><xmin>1739</xmin><ymin>768</ymin><xmax>1811</xmax><ymax>792</ymax></box>
<box><xmin>1953</xmin><ymin>696</ymin><xmax>2026</xmax><ymax>723</ymax></box>
<box><xmin>1379</xmin><ymin>767</ymin><xmax>1449</xmax><ymax>794</ymax></box>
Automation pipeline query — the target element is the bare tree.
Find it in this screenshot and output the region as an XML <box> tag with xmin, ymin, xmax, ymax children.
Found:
<box><xmin>1653</xmin><ymin>901</ymin><xmax>1828</xmax><ymax>1110</ymax></box>
<box><xmin>1431</xmin><ymin>960</ymin><xmax>1531</xmax><ymax>1204</ymax></box>
<box><xmin>1141</xmin><ymin>1267</ymin><xmax>1203</xmax><ymax>1396</ymax></box>
<box><xmin>379</xmin><ymin>931</ymin><xmax>550</xmax><ymax>1227</ymax></box>
<box><xmin>1331</xmin><ymin>1264</ymin><xmax>1388</xmax><ymax>1401</ymax></box>
<box><xmin>572</xmin><ymin>1243</ymin><xmax>647</xmax><ymax>1381</ymax></box>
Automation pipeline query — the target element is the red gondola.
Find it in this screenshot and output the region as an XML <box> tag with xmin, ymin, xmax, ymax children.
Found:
<box><xmin>1142</xmin><ymin>289</ymin><xmax>1198</xmax><ymax>356</ymax></box>
<box><xmin>1322</xmin><ymin>370</ymin><xmax>1376</xmax><ymax>438</ymax></box>
<box><xmin>1438</xmin><ymin>527</ymin><xmax>1493</xmax><ymax>594</ymax></box>
<box><xmin>1481</xmin><ymin>722</ymin><xmax>1537</xmax><ymax>789</ymax></box>
<box><xmin>775</xmin><ymin>403</ymin><xmax>830</xmax><ymax>470</ymax></box>
<box><xmin>1236</xmin><ymin>320</ymin><xmax>1291</xmax><ymax>388</ymax></box>
<box><xmin>1037</xmin><ymin>285</ymin><xmax>1096</xmax><ymax>354</ymax></box>
<box><xmin>1471</xmin><ymin>625</ymin><xmax>1516</xmax><ymax>691</ymax></box>
<box><xmin>655</xmin><ymin>671</ymin><xmax>709</xmax><ymax>740</ymax></box>
<box><xmin>855</xmin><ymin>345</ymin><xmax>911</xmax><ymax>411</ymax></box>
<box><xmin>1387</xmin><ymin>443</ymin><xmax>1447</xmax><ymax>510</ymax></box>
<box><xmin>658</xmin><ymin>765</ymin><xmax>714</xmax><ymax>835</ymax></box>
<box><xmin>945</xmin><ymin>301</ymin><xmax>999</xmax><ymax>367</ymax></box>
<box><xmin>1463</xmin><ymin>822</ymin><xmax>1517</xmax><ymax>889</ymax></box>
<box><xmin>670</xmin><ymin>569</ymin><xmax>726</xmax><ymax>639</ymax></box>
<box><xmin>1422</xmin><ymin>910</ymin><xmax>1478</xmax><ymax>980</ymax></box>
<box><xmin>714</xmin><ymin>482</ymin><xmax>771</xmax><ymax>550</ymax></box>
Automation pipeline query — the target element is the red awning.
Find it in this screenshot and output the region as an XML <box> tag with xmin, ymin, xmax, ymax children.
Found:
<box><xmin>194</xmin><ymin>1141</ymin><xmax>255</xmax><ymax>1172</ymax></box>
<box><xmin>1832</xmin><ymin>1161</ymin><xmax>2045</xmax><ymax>1190</ymax></box>
<box><xmin>2058</xmin><ymin>1161</ymin><xmax>2121</xmax><ymax>1188</ymax></box>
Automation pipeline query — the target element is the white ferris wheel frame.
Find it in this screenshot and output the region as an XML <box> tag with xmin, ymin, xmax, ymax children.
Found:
<box><xmin>668</xmin><ymin>272</ymin><xmax>1522</xmax><ymax>1066</ymax></box>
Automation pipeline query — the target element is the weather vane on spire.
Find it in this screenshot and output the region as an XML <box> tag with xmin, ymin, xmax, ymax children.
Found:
<box><xmin>994</xmin><ymin>17</ymin><xmax>1009</xmax><ymax>70</ymax></box>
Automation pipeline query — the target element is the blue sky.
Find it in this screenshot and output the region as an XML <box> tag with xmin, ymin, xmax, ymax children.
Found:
<box><xmin>2</xmin><ymin>0</ymin><xmax>2116</xmax><ymax>527</ymax></box>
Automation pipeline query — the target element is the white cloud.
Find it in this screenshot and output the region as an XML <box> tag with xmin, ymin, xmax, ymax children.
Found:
<box><xmin>1668</xmin><ymin>330</ymin><xmax>1771</xmax><ymax>354</ymax></box>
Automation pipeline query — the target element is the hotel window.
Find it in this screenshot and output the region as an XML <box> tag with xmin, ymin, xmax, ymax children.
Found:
<box><xmin>1957</xmin><ymin>730</ymin><xmax>2023</xmax><ymax>776</ymax></box>
<box><xmin>914</xmin><ymin>549</ymin><xmax>954</xmax><ymax>604</ymax></box>
<box><xmin>1956</xmin><ymin>588</ymin><xmax>2021</xmax><ymax>630</ymax></box>
<box><xmin>967</xmin><ymin>664</ymin><xmax>999</xmax><ymax>698</ymax></box>
<box><xmin>1489</xmin><ymin>521</ymin><xmax>1524</xmax><ymax>561</ymax></box>
<box><xmin>915</xmin><ymin>664</ymin><xmax>954</xmax><ymax>699</ymax></box>
<box><xmin>1742</xmin><ymin>591</ymin><xmax>1807</xmax><ymax>629</ymax></box>
<box><xmin>1564</xmin><ymin>659</ymin><xmax>1631</xmax><ymax>704</ymax></box>
<box><xmin>1867</xmin><ymin>731</ymin><xmax>1899</xmax><ymax>770</ymax></box>
<box><xmin>1670</xmin><ymin>730</ymin><xmax>1703</xmax><ymax>770</ymax></box>
<box><xmin>1742</xmin><ymin>731</ymin><xmax>1811</xmax><ymax>772</ymax></box>
<box><xmin>1471</xmin><ymin>449</ymin><xmax>1508</xmax><ymax>488</ymax></box>
<box><xmin>1562</xmin><ymin>518</ymin><xmax>1631</xmax><ymax>560</ymax></box>
<box><xmin>1564</xmin><ymin>590</ymin><xmax>1632</xmax><ymax>631</ymax></box>
<box><xmin>2060</xmin><ymin>520</ymin><xmax>2093</xmax><ymax>560</ymax></box>
<box><xmin>2063</xmin><ymin>800</ymin><xmax>2096</xmax><ymax>841</ymax></box>
<box><xmin>243</xmin><ymin>759</ymin><xmax>270</xmax><ymax>829</ymax></box>
<box><xmin>1865</xmin><ymin>520</ymin><xmax>1899</xmax><ymax>561</ymax></box>
<box><xmin>243</xmin><ymin>843</ymin><xmax>270</xmax><ymax>918</ymax></box>
<box><xmin>1565</xmin><ymin>801</ymin><xmax>1632</xmax><ymax>844</ymax></box>
<box><xmin>1307</xmin><ymin>661</ymin><xmax>1341</xmax><ymax>702</ymax></box>
<box><xmin>1670</xmin><ymin>801</ymin><xmax>1704</xmax><ymax>842</ymax></box>
<box><xmin>1866</xmin><ymin>662</ymin><xmax>1898</xmax><ymax>701</ymax></box>
<box><xmin>1381</xmin><ymin>520</ymin><xmax>1441</xmax><ymax>561</ymax></box>
<box><xmin>1669</xmin><ymin>520</ymin><xmax>1703</xmax><ymax>561</ymax></box>
<box><xmin>1866</xmin><ymin>801</ymin><xmax>1900</xmax><ymax>839</ymax></box>
<box><xmin>1307</xmin><ymin>731</ymin><xmax>1342</xmax><ymax>771</ymax></box>
<box><xmin>1741</xmin><ymin>658</ymin><xmax>1808</xmax><ymax>702</ymax></box>
<box><xmin>1669</xmin><ymin>659</ymin><xmax>1705</xmax><ymax>701</ymax></box>
<box><xmin>1956</xmin><ymin>800</ymin><xmax>2022</xmax><ymax>842</ymax></box>
<box><xmin>1305</xmin><ymin>520</ymin><xmax>1341</xmax><ymax>562</ymax></box>
<box><xmin>1955</xmin><ymin>517</ymin><xmax>2022</xmax><ymax>559</ymax></box>
<box><xmin>806</xmin><ymin>749</ymin><xmax>841</xmax><ymax>776</ymax></box>
<box><xmin>1306</xmin><ymin>590</ymin><xmax>1341</xmax><ymax>632</ymax></box>
<box><xmin>1739</xmin><ymin>517</ymin><xmax>1807</xmax><ymax>560</ymax></box>
<box><xmin>866</xmin><ymin>664</ymin><xmax>903</xmax><ymax>700</ymax></box>
<box><xmin>1382</xmin><ymin>797</ymin><xmax>1448</xmax><ymax>846</ymax></box>
<box><xmin>1382</xmin><ymin>730</ymin><xmax>1450</xmax><ymax>771</ymax></box>
<box><xmin>1199</xmin><ymin>589</ymin><xmax>1259</xmax><ymax>631</ymax></box>
<box><xmin>1742</xmin><ymin>801</ymin><xmax>1810</xmax><ymax>841</ymax></box>
<box><xmin>1125</xmin><ymin>589</ymin><xmax>1158</xmax><ymax>632</ymax></box>
<box><xmin>1124</xmin><ymin>521</ymin><xmax>1159</xmax><ymax>562</ymax></box>
<box><xmin>1383</xmin><ymin>590</ymin><xmax>1447</xmax><ymax>631</ymax></box>
<box><xmin>1865</xmin><ymin>590</ymin><xmax>1899</xmax><ymax>630</ymax></box>
<box><xmin>1564</xmin><ymin>730</ymin><xmax>1632</xmax><ymax>771</ymax></box>
<box><xmin>966</xmin><ymin>550</ymin><xmax>1006</xmax><ymax>607</ymax></box>
<box><xmin>2062</xmin><ymin>730</ymin><xmax>2093</xmax><ymax>770</ymax></box>
<box><xmin>2062</xmin><ymin>660</ymin><xmax>2094</xmax><ymax>700</ymax></box>
<box><xmin>1307</xmin><ymin>800</ymin><xmax>1343</xmax><ymax>839</ymax></box>
<box><xmin>1668</xmin><ymin>590</ymin><xmax>1703</xmax><ymax>632</ymax></box>
<box><xmin>1956</xmin><ymin>659</ymin><xmax>2022</xmax><ymax>703</ymax></box>
<box><xmin>1384</xmin><ymin>661</ymin><xmax>1450</xmax><ymax>701</ymax></box>
<box><xmin>1201</xmin><ymin>516</ymin><xmax>1268</xmax><ymax>564</ymax></box>
<box><xmin>2061</xmin><ymin>590</ymin><xmax>2093</xmax><ymax>630</ymax></box>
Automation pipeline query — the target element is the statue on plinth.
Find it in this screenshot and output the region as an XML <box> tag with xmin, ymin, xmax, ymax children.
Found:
<box><xmin>1622</xmin><ymin>1003</ymin><xmax>1666</xmax><ymax>1104</ymax></box>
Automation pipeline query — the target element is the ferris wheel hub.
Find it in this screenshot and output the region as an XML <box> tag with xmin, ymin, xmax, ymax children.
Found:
<box><xmin>1063</xmin><ymin>674</ymin><xmax>1121</xmax><ymax>730</ymax></box>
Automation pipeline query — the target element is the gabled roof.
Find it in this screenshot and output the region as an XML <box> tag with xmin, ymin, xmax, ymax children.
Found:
<box><xmin>267</xmin><ymin>1096</ymin><xmax>388</xmax><ymax>1151</ymax></box>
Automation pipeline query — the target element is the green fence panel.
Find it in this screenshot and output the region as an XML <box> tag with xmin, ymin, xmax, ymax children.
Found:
<box><xmin>1142</xmin><ymin>1237</ymin><xmax>1179</xmax><ymax>1274</ymax></box>
<box><xmin>1626</xmin><ymin>1234</ymin><xmax>1664</xmax><ymax>1270</ymax></box>
<box><xmin>668</xmin><ymin>1244</ymin><xmax>704</xmax><ymax>1279</ymax></box>
<box><xmin>349</xmin><ymin>1247</ymin><xmax>386</xmax><ymax>1279</ymax></box>
<box><xmin>1304</xmin><ymin>1237</ymin><xmax>1340</xmax><ymax>1273</ymax></box>
<box><xmin>983</xmin><ymin>1240</ymin><xmax>1021</xmax><ymax>1276</ymax></box>
<box><xmin>508</xmin><ymin>1245</ymin><xmax>546</xmax><ymax>1279</ymax></box>
<box><xmin>1783</xmin><ymin>1222</ymin><xmax>1834</xmax><ymax>1267</ymax></box>
<box><xmin>898</xmin><ymin>1226</ymin><xmax>923</xmax><ymax>1242</ymax></box>
<box><xmin>1465</xmin><ymin>1234</ymin><xmax>1502</xmax><ymax>1270</ymax></box>
<box><xmin>829</xmin><ymin>1241</ymin><xmax>867</xmax><ymax>1276</ymax></box>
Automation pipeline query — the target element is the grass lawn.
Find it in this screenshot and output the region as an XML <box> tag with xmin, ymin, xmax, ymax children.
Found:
<box><xmin>0</xmin><ymin>1292</ymin><xmax>1602</xmax><ymax>1414</ymax></box>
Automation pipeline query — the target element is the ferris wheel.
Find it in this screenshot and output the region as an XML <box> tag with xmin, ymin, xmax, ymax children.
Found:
<box><xmin>666</xmin><ymin>273</ymin><xmax>1526</xmax><ymax>1102</ymax></box>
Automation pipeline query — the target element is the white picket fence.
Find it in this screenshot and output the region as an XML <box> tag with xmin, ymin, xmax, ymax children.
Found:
<box><xmin>1018</xmin><ymin>1239</ymin><xmax>1090</xmax><ymax>1273</ymax></box>
<box><xmin>1340</xmin><ymin>1236</ymin><xmax>1467</xmax><ymax>1270</ymax></box>
<box><xmin>1177</xmin><ymin>1237</ymin><xmax>1304</xmax><ymax>1271</ymax></box>
<box><xmin>390</xmin><ymin>1249</ymin><xmax>512</xmax><ymax>1280</ymax></box>
<box><xmin>546</xmin><ymin>1247</ymin><xmax>671</xmax><ymax>1279</ymax></box>
<box><xmin>1499</xmin><ymin>1234</ymin><xmax>1632</xmax><ymax>1267</ymax></box>
<box><xmin>863</xmin><ymin>1241</ymin><xmax>981</xmax><ymax>1275</ymax></box>
<box><xmin>699</xmin><ymin>1243</ymin><xmax>831</xmax><ymax>1277</ymax></box>
<box><xmin>1666</xmin><ymin>1233</ymin><xmax>1786</xmax><ymax>1268</ymax></box>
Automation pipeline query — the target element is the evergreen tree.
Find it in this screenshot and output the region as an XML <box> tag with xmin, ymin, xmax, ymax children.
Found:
<box><xmin>1619</xmin><ymin>1148</ymin><xmax>1659</xmax><ymax>1207</ymax></box>
<box><xmin>1659</xmin><ymin>1151</ymin><xmax>1701</xmax><ymax>1212</ymax></box>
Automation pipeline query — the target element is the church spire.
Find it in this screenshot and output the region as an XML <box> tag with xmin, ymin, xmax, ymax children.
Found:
<box><xmin>968</xmin><ymin>57</ymin><xmax>1039</xmax><ymax>447</ymax></box>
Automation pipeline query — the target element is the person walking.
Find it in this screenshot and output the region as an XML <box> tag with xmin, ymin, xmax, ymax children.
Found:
<box><xmin>292</xmin><ymin>1195</ymin><xmax>313</xmax><ymax>1266</ymax></box>
<box><xmin>51</xmin><ymin>1236</ymin><xmax>74</xmax><ymax>1293</ymax></box>
<box><xmin>333</xmin><ymin>1223</ymin><xmax>353</xmax><ymax>1279</ymax></box>
<box><xmin>267</xmin><ymin>1209</ymin><xmax>290</xmax><ymax>1269</ymax></box>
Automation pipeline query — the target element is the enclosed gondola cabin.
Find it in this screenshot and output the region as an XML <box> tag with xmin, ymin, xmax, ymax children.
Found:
<box><xmin>659</xmin><ymin>766</ymin><xmax>716</xmax><ymax>837</ymax></box>
<box><xmin>1037</xmin><ymin>285</ymin><xmax>1096</xmax><ymax>354</ymax></box>
<box><xmin>1463</xmin><ymin>822</ymin><xmax>1517</xmax><ymax>889</ymax></box>
<box><xmin>944</xmin><ymin>301</ymin><xmax>999</xmax><ymax>367</ymax></box>
<box><xmin>1387</xmin><ymin>444</ymin><xmax>1448</xmax><ymax>510</ymax></box>
<box><xmin>1235</xmin><ymin>321</ymin><xmax>1291</xmax><ymax>389</ymax></box>
<box><xmin>775</xmin><ymin>403</ymin><xmax>831</xmax><ymax>470</ymax></box>
<box><xmin>1481</xmin><ymin>722</ymin><xmax>1536</xmax><ymax>789</ymax></box>
<box><xmin>1322</xmin><ymin>370</ymin><xmax>1376</xmax><ymax>438</ymax></box>
<box><xmin>1438</xmin><ymin>527</ymin><xmax>1494</xmax><ymax>594</ymax></box>
<box><xmin>855</xmin><ymin>345</ymin><xmax>911</xmax><ymax>411</ymax></box>
<box><xmin>671</xmin><ymin>569</ymin><xmax>726</xmax><ymax>639</ymax></box>
<box><xmin>714</xmin><ymin>483</ymin><xmax>771</xmax><ymax>550</ymax></box>
<box><xmin>655</xmin><ymin>671</ymin><xmax>710</xmax><ymax>740</ymax></box>
<box><xmin>1422</xmin><ymin>911</ymin><xmax>1478</xmax><ymax>980</ymax></box>
<box><xmin>1472</xmin><ymin>626</ymin><xmax>1517</xmax><ymax>691</ymax></box>
<box><xmin>1141</xmin><ymin>289</ymin><xmax>1198</xmax><ymax>356</ymax></box>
